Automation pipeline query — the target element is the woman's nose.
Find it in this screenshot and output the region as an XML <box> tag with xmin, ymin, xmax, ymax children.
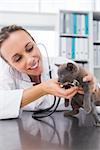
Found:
<box><xmin>25</xmin><ymin>55</ymin><xmax>35</xmax><ymax>67</ymax></box>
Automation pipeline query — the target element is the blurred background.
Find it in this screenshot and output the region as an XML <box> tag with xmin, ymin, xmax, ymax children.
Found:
<box><xmin>0</xmin><ymin>0</ymin><xmax>99</xmax><ymax>57</ymax></box>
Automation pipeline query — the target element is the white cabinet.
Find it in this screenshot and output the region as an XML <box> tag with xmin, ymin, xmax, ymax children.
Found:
<box><xmin>59</xmin><ymin>10</ymin><xmax>95</xmax><ymax>75</ymax></box>
<box><xmin>93</xmin><ymin>12</ymin><xmax>100</xmax><ymax>81</ymax></box>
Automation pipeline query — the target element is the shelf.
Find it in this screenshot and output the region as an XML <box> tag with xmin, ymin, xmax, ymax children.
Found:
<box><xmin>94</xmin><ymin>66</ymin><xmax>100</xmax><ymax>69</ymax></box>
<box><xmin>59</xmin><ymin>10</ymin><xmax>89</xmax><ymax>64</ymax></box>
<box><xmin>93</xmin><ymin>11</ymin><xmax>100</xmax><ymax>78</ymax></box>
<box><xmin>60</xmin><ymin>34</ymin><xmax>88</xmax><ymax>38</ymax></box>
<box><xmin>74</xmin><ymin>60</ymin><xmax>88</xmax><ymax>64</ymax></box>
<box><xmin>93</xmin><ymin>12</ymin><xmax>100</xmax><ymax>20</ymax></box>
<box><xmin>94</xmin><ymin>41</ymin><xmax>100</xmax><ymax>45</ymax></box>
<box><xmin>60</xmin><ymin>10</ymin><xmax>89</xmax><ymax>15</ymax></box>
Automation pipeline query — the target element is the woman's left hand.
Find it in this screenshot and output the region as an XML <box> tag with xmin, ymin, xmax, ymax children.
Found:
<box><xmin>77</xmin><ymin>73</ymin><xmax>97</xmax><ymax>94</ymax></box>
<box><xmin>83</xmin><ymin>73</ymin><xmax>97</xmax><ymax>92</ymax></box>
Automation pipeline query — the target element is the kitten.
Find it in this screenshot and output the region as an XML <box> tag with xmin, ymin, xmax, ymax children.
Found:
<box><xmin>56</xmin><ymin>62</ymin><xmax>100</xmax><ymax>126</ymax></box>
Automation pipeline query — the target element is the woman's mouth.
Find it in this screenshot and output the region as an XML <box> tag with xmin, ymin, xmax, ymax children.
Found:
<box><xmin>28</xmin><ymin>61</ymin><xmax>39</xmax><ymax>70</ymax></box>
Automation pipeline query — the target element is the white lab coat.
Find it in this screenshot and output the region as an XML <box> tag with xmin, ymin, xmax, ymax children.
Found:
<box><xmin>0</xmin><ymin>56</ymin><xmax>73</xmax><ymax>119</ymax></box>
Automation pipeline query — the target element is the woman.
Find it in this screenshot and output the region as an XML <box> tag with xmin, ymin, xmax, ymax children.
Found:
<box><xmin>0</xmin><ymin>25</ymin><xmax>95</xmax><ymax>119</ymax></box>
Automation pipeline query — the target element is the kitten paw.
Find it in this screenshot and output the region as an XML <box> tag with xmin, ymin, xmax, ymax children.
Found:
<box><xmin>64</xmin><ymin>99</ymin><xmax>69</xmax><ymax>107</ymax></box>
<box><xmin>94</xmin><ymin>122</ymin><xmax>100</xmax><ymax>127</ymax></box>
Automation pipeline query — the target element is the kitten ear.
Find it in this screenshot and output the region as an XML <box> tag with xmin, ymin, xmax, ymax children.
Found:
<box><xmin>67</xmin><ymin>62</ymin><xmax>77</xmax><ymax>72</ymax></box>
<box><xmin>67</xmin><ymin>63</ymin><xmax>74</xmax><ymax>71</ymax></box>
<box><xmin>55</xmin><ymin>64</ymin><xmax>61</xmax><ymax>67</ymax></box>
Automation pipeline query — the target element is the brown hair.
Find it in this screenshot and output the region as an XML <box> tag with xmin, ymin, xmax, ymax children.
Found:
<box><xmin>0</xmin><ymin>24</ymin><xmax>35</xmax><ymax>60</ymax></box>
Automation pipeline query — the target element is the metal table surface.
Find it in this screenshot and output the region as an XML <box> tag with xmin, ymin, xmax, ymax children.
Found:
<box><xmin>0</xmin><ymin>110</ymin><xmax>100</xmax><ymax>150</ymax></box>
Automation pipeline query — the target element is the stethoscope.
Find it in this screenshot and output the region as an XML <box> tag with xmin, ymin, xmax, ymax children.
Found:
<box><xmin>32</xmin><ymin>43</ymin><xmax>61</xmax><ymax>119</ymax></box>
<box><xmin>32</xmin><ymin>43</ymin><xmax>80</xmax><ymax>119</ymax></box>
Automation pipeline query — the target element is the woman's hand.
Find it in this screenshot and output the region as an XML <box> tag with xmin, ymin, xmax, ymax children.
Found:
<box><xmin>77</xmin><ymin>72</ymin><xmax>97</xmax><ymax>95</ymax></box>
<box><xmin>83</xmin><ymin>72</ymin><xmax>97</xmax><ymax>92</ymax></box>
<box><xmin>42</xmin><ymin>79</ymin><xmax>78</xmax><ymax>99</ymax></box>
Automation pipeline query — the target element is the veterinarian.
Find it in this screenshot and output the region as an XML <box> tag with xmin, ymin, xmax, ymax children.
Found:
<box><xmin>0</xmin><ymin>25</ymin><xmax>95</xmax><ymax>119</ymax></box>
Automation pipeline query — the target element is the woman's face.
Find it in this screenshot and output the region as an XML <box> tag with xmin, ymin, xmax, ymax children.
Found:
<box><xmin>0</xmin><ymin>30</ymin><xmax>43</xmax><ymax>76</ymax></box>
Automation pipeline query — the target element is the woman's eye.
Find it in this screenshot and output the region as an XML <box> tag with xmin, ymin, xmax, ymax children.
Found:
<box><xmin>14</xmin><ymin>56</ymin><xmax>22</xmax><ymax>62</ymax></box>
<box><xmin>26</xmin><ymin>45</ymin><xmax>33</xmax><ymax>52</ymax></box>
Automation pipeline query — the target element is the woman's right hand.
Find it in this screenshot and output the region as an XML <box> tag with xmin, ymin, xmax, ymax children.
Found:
<box><xmin>42</xmin><ymin>79</ymin><xmax>78</xmax><ymax>99</ymax></box>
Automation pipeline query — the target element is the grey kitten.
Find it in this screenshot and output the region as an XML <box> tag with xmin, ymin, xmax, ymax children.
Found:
<box><xmin>56</xmin><ymin>62</ymin><xmax>100</xmax><ymax>126</ymax></box>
